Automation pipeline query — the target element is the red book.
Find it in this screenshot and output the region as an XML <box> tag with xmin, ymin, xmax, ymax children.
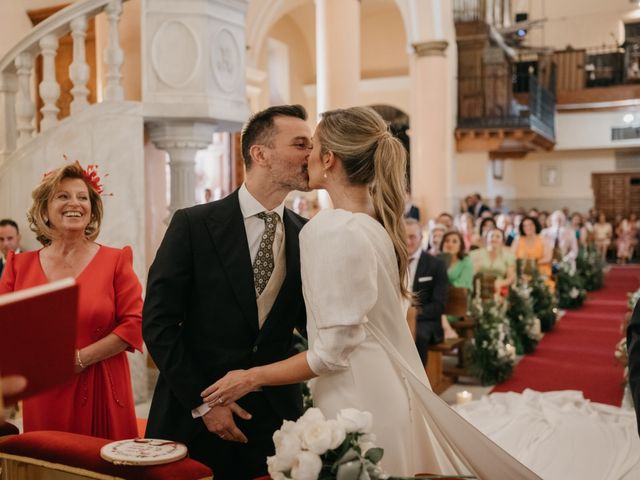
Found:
<box><xmin>0</xmin><ymin>278</ymin><xmax>78</xmax><ymax>405</ymax></box>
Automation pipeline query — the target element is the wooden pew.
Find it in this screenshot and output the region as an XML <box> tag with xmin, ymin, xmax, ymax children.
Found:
<box><xmin>426</xmin><ymin>337</ymin><xmax>466</xmax><ymax>394</ymax></box>
<box><xmin>442</xmin><ymin>287</ymin><xmax>472</xmax><ymax>381</ymax></box>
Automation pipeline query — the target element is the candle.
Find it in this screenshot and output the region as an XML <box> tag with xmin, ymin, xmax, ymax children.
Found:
<box><xmin>456</xmin><ymin>390</ymin><xmax>472</xmax><ymax>405</ymax></box>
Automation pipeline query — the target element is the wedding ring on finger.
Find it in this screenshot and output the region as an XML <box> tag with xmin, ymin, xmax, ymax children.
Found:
<box><xmin>218</xmin><ymin>397</ymin><xmax>225</xmax><ymax>404</ymax></box>
<box><xmin>219</xmin><ymin>433</ymin><xmax>225</xmax><ymax>439</ymax></box>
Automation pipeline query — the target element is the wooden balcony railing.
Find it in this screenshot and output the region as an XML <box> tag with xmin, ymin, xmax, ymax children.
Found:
<box><xmin>457</xmin><ymin>72</ymin><xmax>555</xmax><ymax>142</ymax></box>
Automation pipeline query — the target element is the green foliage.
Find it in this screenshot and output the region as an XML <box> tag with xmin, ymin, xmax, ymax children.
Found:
<box><xmin>556</xmin><ymin>262</ymin><xmax>587</xmax><ymax>309</ymax></box>
<box><xmin>468</xmin><ymin>298</ymin><xmax>516</xmax><ymax>386</ymax></box>
<box><xmin>530</xmin><ymin>270</ymin><xmax>558</xmax><ymax>332</ymax></box>
<box><xmin>506</xmin><ymin>283</ymin><xmax>540</xmax><ymax>354</ymax></box>
<box><xmin>576</xmin><ymin>247</ymin><xmax>604</xmax><ymax>291</ymax></box>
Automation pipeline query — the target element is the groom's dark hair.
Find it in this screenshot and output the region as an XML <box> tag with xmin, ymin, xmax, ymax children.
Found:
<box><xmin>241</xmin><ymin>104</ymin><xmax>308</xmax><ymax>169</ymax></box>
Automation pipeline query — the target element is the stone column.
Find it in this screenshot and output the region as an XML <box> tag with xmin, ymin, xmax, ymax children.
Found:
<box><xmin>409</xmin><ymin>40</ymin><xmax>451</xmax><ymax>220</ymax></box>
<box><xmin>147</xmin><ymin>121</ymin><xmax>216</xmax><ymax>220</ymax></box>
<box><xmin>314</xmin><ymin>0</ymin><xmax>360</xmax><ymax>209</ymax></box>
<box><xmin>315</xmin><ymin>0</ymin><xmax>360</xmax><ymax>114</ymax></box>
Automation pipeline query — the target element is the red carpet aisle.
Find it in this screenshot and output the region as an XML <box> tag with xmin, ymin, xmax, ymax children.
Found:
<box><xmin>491</xmin><ymin>266</ymin><xmax>640</xmax><ymax>406</ymax></box>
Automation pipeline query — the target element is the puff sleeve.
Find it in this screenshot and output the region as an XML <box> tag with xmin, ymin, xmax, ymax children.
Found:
<box><xmin>301</xmin><ymin>212</ymin><xmax>378</xmax><ymax>375</ymax></box>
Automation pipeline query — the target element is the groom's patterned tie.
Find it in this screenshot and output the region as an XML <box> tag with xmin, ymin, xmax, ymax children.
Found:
<box><xmin>253</xmin><ymin>211</ymin><xmax>279</xmax><ymax>295</ymax></box>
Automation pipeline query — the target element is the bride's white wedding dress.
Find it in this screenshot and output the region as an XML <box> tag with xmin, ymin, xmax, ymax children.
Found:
<box><xmin>300</xmin><ymin>209</ymin><xmax>540</xmax><ymax>479</ymax></box>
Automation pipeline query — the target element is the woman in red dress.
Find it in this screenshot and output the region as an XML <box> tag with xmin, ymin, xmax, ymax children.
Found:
<box><xmin>0</xmin><ymin>162</ymin><xmax>142</xmax><ymax>439</ymax></box>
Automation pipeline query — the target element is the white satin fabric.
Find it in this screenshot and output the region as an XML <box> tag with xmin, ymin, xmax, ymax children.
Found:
<box><xmin>456</xmin><ymin>389</ymin><xmax>640</xmax><ymax>480</ymax></box>
<box><xmin>300</xmin><ymin>209</ymin><xmax>541</xmax><ymax>479</ymax></box>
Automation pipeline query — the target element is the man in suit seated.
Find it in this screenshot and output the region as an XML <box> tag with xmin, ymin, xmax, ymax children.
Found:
<box><xmin>404</xmin><ymin>218</ymin><xmax>448</xmax><ymax>365</ymax></box>
<box><xmin>0</xmin><ymin>219</ymin><xmax>22</xmax><ymax>279</ymax></box>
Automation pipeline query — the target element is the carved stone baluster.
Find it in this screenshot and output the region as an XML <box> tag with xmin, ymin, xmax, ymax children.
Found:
<box><xmin>39</xmin><ymin>34</ymin><xmax>60</xmax><ymax>131</ymax></box>
<box><xmin>69</xmin><ymin>15</ymin><xmax>90</xmax><ymax>114</ymax></box>
<box><xmin>0</xmin><ymin>72</ymin><xmax>18</xmax><ymax>156</ymax></box>
<box><xmin>15</xmin><ymin>52</ymin><xmax>35</xmax><ymax>146</ymax></box>
<box><xmin>104</xmin><ymin>0</ymin><xmax>124</xmax><ymax>101</ymax></box>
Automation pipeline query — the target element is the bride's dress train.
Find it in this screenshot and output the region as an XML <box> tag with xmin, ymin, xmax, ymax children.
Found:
<box><xmin>300</xmin><ymin>209</ymin><xmax>541</xmax><ymax>479</ymax></box>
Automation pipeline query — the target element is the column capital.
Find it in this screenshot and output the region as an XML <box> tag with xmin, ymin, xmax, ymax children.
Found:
<box><xmin>412</xmin><ymin>40</ymin><xmax>448</xmax><ymax>57</ymax></box>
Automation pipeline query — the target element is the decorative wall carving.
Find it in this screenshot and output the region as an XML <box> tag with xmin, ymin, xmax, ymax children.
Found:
<box><xmin>151</xmin><ymin>20</ymin><xmax>201</xmax><ymax>89</ymax></box>
<box><xmin>211</xmin><ymin>28</ymin><xmax>241</xmax><ymax>93</ymax></box>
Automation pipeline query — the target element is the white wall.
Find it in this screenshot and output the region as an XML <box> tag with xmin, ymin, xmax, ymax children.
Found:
<box><xmin>525</xmin><ymin>0</ymin><xmax>636</xmax><ymax>50</ymax></box>
<box><xmin>556</xmin><ymin>111</ymin><xmax>640</xmax><ymax>151</ymax></box>
<box><xmin>455</xmin><ymin>149</ymin><xmax>617</xmax><ymax>213</ymax></box>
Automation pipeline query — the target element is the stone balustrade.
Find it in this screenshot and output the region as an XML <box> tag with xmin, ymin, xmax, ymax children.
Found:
<box><xmin>0</xmin><ymin>0</ymin><xmax>126</xmax><ymax>162</ymax></box>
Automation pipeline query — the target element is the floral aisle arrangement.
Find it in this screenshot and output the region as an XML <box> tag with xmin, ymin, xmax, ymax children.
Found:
<box><xmin>555</xmin><ymin>262</ymin><xmax>587</xmax><ymax>309</ymax></box>
<box><xmin>266</xmin><ymin>408</ymin><xmax>471</xmax><ymax>480</ymax></box>
<box><xmin>529</xmin><ymin>269</ymin><xmax>558</xmax><ymax>332</ymax></box>
<box><xmin>468</xmin><ymin>297</ymin><xmax>516</xmax><ymax>386</ymax></box>
<box><xmin>506</xmin><ymin>283</ymin><xmax>541</xmax><ymax>355</ymax></box>
<box><xmin>576</xmin><ymin>247</ymin><xmax>604</xmax><ymax>291</ymax></box>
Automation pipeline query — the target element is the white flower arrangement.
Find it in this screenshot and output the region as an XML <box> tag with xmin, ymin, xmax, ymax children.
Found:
<box><xmin>267</xmin><ymin>408</ymin><xmax>471</xmax><ymax>480</ymax></box>
<box><xmin>267</xmin><ymin>407</ymin><xmax>387</xmax><ymax>480</ymax></box>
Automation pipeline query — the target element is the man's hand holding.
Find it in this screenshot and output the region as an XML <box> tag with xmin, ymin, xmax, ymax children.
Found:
<box><xmin>201</xmin><ymin>402</ymin><xmax>252</xmax><ymax>443</ymax></box>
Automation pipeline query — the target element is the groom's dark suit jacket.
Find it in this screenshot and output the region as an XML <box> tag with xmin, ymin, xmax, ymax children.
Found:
<box><xmin>627</xmin><ymin>300</ymin><xmax>640</xmax><ymax>436</ymax></box>
<box><xmin>143</xmin><ymin>190</ymin><xmax>307</xmax><ymax>474</ymax></box>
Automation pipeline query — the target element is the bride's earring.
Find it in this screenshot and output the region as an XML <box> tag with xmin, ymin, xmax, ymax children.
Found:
<box><xmin>323</xmin><ymin>170</ymin><xmax>328</xmax><ymax>179</ymax></box>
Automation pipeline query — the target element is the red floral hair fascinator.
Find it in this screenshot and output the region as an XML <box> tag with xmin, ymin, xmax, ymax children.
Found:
<box><xmin>42</xmin><ymin>157</ymin><xmax>112</xmax><ymax>196</ymax></box>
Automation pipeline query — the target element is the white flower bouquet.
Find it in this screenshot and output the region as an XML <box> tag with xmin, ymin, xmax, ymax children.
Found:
<box><xmin>267</xmin><ymin>407</ymin><xmax>472</xmax><ymax>480</ymax></box>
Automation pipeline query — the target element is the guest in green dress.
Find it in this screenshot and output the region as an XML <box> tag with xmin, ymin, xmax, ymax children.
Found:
<box><xmin>470</xmin><ymin>228</ymin><xmax>516</xmax><ymax>294</ymax></box>
<box><xmin>440</xmin><ymin>231</ymin><xmax>474</xmax><ymax>338</ymax></box>
<box><xmin>441</xmin><ymin>231</ymin><xmax>474</xmax><ymax>289</ymax></box>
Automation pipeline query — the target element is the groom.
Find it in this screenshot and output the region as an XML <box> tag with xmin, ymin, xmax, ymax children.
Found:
<box><xmin>143</xmin><ymin>105</ymin><xmax>312</xmax><ymax>479</ymax></box>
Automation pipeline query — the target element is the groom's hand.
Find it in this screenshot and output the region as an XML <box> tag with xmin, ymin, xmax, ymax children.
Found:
<box><xmin>202</xmin><ymin>402</ymin><xmax>251</xmax><ymax>443</ymax></box>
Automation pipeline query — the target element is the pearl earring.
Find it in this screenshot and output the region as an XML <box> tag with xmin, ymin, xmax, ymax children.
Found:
<box><xmin>323</xmin><ymin>171</ymin><xmax>328</xmax><ymax>179</ymax></box>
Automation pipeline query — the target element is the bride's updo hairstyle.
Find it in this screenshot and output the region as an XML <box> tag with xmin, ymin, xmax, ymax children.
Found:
<box><xmin>316</xmin><ymin>106</ymin><xmax>410</xmax><ymax>298</ymax></box>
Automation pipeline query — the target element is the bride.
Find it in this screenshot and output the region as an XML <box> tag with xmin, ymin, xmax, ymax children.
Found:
<box><xmin>202</xmin><ymin>106</ymin><xmax>540</xmax><ymax>479</ymax></box>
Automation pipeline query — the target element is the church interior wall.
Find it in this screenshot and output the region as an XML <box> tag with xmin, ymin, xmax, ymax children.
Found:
<box><xmin>525</xmin><ymin>0</ymin><xmax>631</xmax><ymax>50</ymax></box>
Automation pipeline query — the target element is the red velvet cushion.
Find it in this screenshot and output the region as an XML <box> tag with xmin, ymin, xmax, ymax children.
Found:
<box><xmin>0</xmin><ymin>431</ymin><xmax>212</xmax><ymax>480</ymax></box>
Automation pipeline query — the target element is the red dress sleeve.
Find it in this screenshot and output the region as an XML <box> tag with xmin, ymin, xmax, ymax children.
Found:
<box><xmin>0</xmin><ymin>251</ymin><xmax>17</xmax><ymax>294</ymax></box>
<box><xmin>111</xmin><ymin>246</ymin><xmax>143</xmax><ymax>352</ymax></box>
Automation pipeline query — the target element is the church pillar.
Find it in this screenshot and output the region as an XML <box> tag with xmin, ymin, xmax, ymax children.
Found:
<box><xmin>147</xmin><ymin>121</ymin><xmax>216</xmax><ymax>220</ymax></box>
<box><xmin>315</xmin><ymin>0</ymin><xmax>360</xmax><ymax>113</ymax></box>
<box><xmin>410</xmin><ymin>40</ymin><xmax>451</xmax><ymax>220</ymax></box>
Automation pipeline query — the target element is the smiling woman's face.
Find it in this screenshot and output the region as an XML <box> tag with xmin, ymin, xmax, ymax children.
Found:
<box><xmin>47</xmin><ymin>178</ymin><xmax>92</xmax><ymax>235</ymax></box>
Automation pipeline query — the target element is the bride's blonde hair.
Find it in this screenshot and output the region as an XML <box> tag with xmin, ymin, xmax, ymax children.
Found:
<box><xmin>316</xmin><ymin>106</ymin><xmax>410</xmax><ymax>298</ymax></box>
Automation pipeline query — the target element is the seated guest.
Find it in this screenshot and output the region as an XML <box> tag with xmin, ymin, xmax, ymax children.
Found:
<box><xmin>592</xmin><ymin>211</ymin><xmax>612</xmax><ymax>261</ymax></box>
<box><xmin>512</xmin><ymin>216</ymin><xmax>553</xmax><ymax>287</ymax></box>
<box><xmin>468</xmin><ymin>193</ymin><xmax>491</xmax><ymax>218</ymax></box>
<box><xmin>570</xmin><ymin>212</ymin><xmax>588</xmax><ymax>248</ymax></box>
<box><xmin>440</xmin><ymin>231</ymin><xmax>474</xmax><ymax>339</ymax></box>
<box><xmin>541</xmin><ymin>210</ymin><xmax>578</xmax><ymax>269</ymax></box>
<box><xmin>405</xmin><ymin>218</ymin><xmax>448</xmax><ymax>364</ymax></box>
<box><xmin>457</xmin><ymin>212</ymin><xmax>476</xmax><ymax>251</ymax></box>
<box><xmin>471</xmin><ymin>228</ymin><xmax>516</xmax><ymax>294</ymax></box>
<box><xmin>435</xmin><ymin>212</ymin><xmax>454</xmax><ymax>230</ymax></box>
<box><xmin>427</xmin><ymin>223</ymin><xmax>446</xmax><ymax>255</ymax></box>
<box><xmin>469</xmin><ymin>216</ymin><xmax>496</xmax><ymax>250</ymax></box>
<box><xmin>0</xmin><ymin>161</ymin><xmax>143</xmax><ymax>439</ymax></box>
<box><xmin>0</xmin><ymin>219</ymin><xmax>22</xmax><ymax>278</ymax></box>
